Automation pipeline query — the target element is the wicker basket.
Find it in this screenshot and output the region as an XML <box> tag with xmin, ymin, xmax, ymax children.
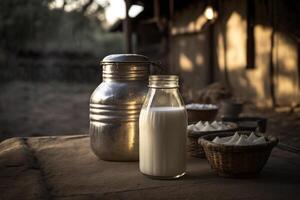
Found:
<box><xmin>199</xmin><ymin>132</ymin><xmax>278</xmax><ymax>178</ymax></box>
<box><xmin>187</xmin><ymin>122</ymin><xmax>238</xmax><ymax>158</ymax></box>
<box><xmin>187</xmin><ymin>107</ymin><xmax>218</xmax><ymax>124</ymax></box>
<box><xmin>187</xmin><ymin>132</ymin><xmax>209</xmax><ymax>158</ymax></box>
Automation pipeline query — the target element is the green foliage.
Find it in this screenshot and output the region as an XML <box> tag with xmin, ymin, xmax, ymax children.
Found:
<box><xmin>0</xmin><ymin>0</ymin><xmax>51</xmax><ymax>50</ymax></box>
<box><xmin>0</xmin><ymin>0</ymin><xmax>123</xmax><ymax>82</ymax></box>
<box><xmin>0</xmin><ymin>0</ymin><xmax>123</xmax><ymax>54</ymax></box>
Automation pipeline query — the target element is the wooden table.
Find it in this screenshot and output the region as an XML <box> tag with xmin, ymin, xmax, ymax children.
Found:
<box><xmin>1</xmin><ymin>135</ymin><xmax>299</xmax><ymax>200</ymax></box>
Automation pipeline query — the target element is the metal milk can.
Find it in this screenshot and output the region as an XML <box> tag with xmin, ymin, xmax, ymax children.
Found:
<box><xmin>89</xmin><ymin>54</ymin><xmax>150</xmax><ymax>161</ymax></box>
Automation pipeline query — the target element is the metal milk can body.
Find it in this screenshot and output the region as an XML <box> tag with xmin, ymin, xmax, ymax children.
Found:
<box><xmin>89</xmin><ymin>54</ymin><xmax>149</xmax><ymax>161</ymax></box>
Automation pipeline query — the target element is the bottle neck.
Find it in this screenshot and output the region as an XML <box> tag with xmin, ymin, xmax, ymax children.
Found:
<box><xmin>144</xmin><ymin>75</ymin><xmax>184</xmax><ymax>108</ymax></box>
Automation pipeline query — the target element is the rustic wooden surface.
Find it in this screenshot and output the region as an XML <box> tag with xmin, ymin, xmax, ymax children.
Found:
<box><xmin>1</xmin><ymin>135</ymin><xmax>300</xmax><ymax>200</ymax></box>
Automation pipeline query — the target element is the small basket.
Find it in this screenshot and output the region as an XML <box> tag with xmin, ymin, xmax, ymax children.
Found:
<box><xmin>187</xmin><ymin>122</ymin><xmax>238</xmax><ymax>158</ymax></box>
<box><xmin>199</xmin><ymin>132</ymin><xmax>278</xmax><ymax>178</ymax></box>
<box><xmin>187</xmin><ymin>106</ymin><xmax>218</xmax><ymax>124</ymax></box>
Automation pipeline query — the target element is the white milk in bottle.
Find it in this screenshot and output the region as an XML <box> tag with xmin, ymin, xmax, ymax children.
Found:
<box><xmin>139</xmin><ymin>75</ymin><xmax>187</xmax><ymax>179</ymax></box>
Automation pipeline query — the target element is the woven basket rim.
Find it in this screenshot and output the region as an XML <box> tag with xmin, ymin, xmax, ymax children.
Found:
<box><xmin>186</xmin><ymin>107</ymin><xmax>219</xmax><ymax>111</ymax></box>
<box><xmin>199</xmin><ymin>131</ymin><xmax>278</xmax><ymax>152</ymax></box>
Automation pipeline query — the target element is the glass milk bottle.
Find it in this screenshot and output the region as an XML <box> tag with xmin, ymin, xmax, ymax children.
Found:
<box><xmin>139</xmin><ymin>75</ymin><xmax>187</xmax><ymax>179</ymax></box>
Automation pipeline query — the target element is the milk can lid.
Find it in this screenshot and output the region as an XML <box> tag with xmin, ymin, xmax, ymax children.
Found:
<box><xmin>101</xmin><ymin>54</ymin><xmax>150</xmax><ymax>63</ymax></box>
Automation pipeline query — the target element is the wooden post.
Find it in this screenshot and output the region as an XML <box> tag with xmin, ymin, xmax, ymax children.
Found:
<box><xmin>208</xmin><ymin>24</ymin><xmax>215</xmax><ymax>84</ymax></box>
<box><xmin>154</xmin><ymin>0</ymin><xmax>160</xmax><ymax>20</ymax></box>
<box><xmin>123</xmin><ymin>0</ymin><xmax>132</xmax><ymax>53</ymax></box>
<box><xmin>246</xmin><ymin>0</ymin><xmax>255</xmax><ymax>69</ymax></box>
<box><xmin>167</xmin><ymin>0</ymin><xmax>174</xmax><ymax>73</ymax></box>
<box><xmin>296</xmin><ymin>44</ymin><xmax>300</xmax><ymax>108</ymax></box>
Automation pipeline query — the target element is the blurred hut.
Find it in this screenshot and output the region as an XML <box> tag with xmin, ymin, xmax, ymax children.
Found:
<box><xmin>109</xmin><ymin>0</ymin><xmax>300</xmax><ymax>108</ymax></box>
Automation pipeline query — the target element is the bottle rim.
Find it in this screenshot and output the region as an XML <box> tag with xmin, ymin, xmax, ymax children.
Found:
<box><xmin>149</xmin><ymin>75</ymin><xmax>179</xmax><ymax>88</ymax></box>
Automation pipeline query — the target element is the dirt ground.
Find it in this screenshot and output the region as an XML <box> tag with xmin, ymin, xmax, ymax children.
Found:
<box><xmin>0</xmin><ymin>81</ymin><xmax>96</xmax><ymax>140</ymax></box>
<box><xmin>0</xmin><ymin>81</ymin><xmax>299</xmax><ymax>149</ymax></box>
